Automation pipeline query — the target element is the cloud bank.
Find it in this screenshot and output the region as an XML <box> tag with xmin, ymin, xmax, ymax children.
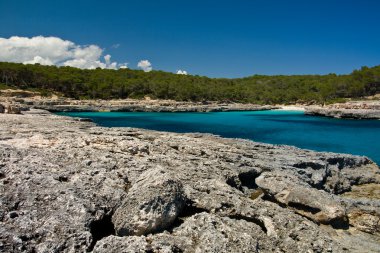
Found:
<box><xmin>0</xmin><ymin>36</ymin><xmax>120</xmax><ymax>69</ymax></box>
<box><xmin>176</xmin><ymin>70</ymin><xmax>188</xmax><ymax>75</ymax></box>
<box><xmin>137</xmin><ymin>60</ymin><xmax>152</xmax><ymax>72</ymax></box>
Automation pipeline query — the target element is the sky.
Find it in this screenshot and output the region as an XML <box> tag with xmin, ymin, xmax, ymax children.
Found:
<box><xmin>0</xmin><ymin>0</ymin><xmax>379</xmax><ymax>78</ymax></box>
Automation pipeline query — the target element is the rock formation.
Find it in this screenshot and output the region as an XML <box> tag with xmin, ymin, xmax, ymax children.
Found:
<box><xmin>305</xmin><ymin>107</ymin><xmax>380</xmax><ymax>119</ymax></box>
<box><xmin>305</xmin><ymin>101</ymin><xmax>380</xmax><ymax>119</ymax></box>
<box><xmin>0</xmin><ymin>110</ymin><xmax>379</xmax><ymax>252</ymax></box>
<box><xmin>112</xmin><ymin>168</ymin><xmax>186</xmax><ymax>236</ymax></box>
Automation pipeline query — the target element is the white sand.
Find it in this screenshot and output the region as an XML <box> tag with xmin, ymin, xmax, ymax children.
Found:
<box><xmin>275</xmin><ymin>105</ymin><xmax>306</xmax><ymax>111</ymax></box>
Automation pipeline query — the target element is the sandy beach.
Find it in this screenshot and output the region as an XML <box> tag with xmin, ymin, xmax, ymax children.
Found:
<box><xmin>275</xmin><ymin>105</ymin><xmax>306</xmax><ymax>111</ymax></box>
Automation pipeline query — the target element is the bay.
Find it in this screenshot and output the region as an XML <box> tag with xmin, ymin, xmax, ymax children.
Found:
<box><xmin>58</xmin><ymin>110</ymin><xmax>380</xmax><ymax>164</ymax></box>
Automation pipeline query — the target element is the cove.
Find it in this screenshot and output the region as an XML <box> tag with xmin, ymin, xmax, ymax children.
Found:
<box><xmin>58</xmin><ymin>110</ymin><xmax>380</xmax><ymax>165</ymax></box>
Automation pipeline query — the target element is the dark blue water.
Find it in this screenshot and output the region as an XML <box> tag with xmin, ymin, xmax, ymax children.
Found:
<box><xmin>58</xmin><ymin>110</ymin><xmax>380</xmax><ymax>164</ymax></box>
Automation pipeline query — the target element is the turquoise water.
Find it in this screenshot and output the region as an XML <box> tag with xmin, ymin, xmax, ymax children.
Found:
<box><xmin>58</xmin><ymin>110</ymin><xmax>380</xmax><ymax>164</ymax></box>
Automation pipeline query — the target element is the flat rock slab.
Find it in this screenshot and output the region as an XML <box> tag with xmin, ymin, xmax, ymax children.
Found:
<box><xmin>256</xmin><ymin>171</ymin><xmax>346</xmax><ymax>225</ymax></box>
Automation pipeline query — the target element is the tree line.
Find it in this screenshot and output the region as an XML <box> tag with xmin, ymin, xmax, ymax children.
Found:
<box><xmin>0</xmin><ymin>62</ymin><xmax>379</xmax><ymax>104</ymax></box>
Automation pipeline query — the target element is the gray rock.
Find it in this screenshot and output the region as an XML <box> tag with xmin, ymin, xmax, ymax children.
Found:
<box><xmin>305</xmin><ymin>107</ymin><xmax>380</xmax><ymax>119</ymax></box>
<box><xmin>93</xmin><ymin>235</ymin><xmax>149</xmax><ymax>253</ymax></box>
<box><xmin>0</xmin><ymin>111</ymin><xmax>379</xmax><ymax>252</ymax></box>
<box><xmin>339</xmin><ymin>189</ymin><xmax>380</xmax><ymax>235</ymax></box>
<box><xmin>167</xmin><ymin>212</ymin><xmax>263</xmax><ymax>252</ymax></box>
<box><xmin>112</xmin><ymin>167</ymin><xmax>186</xmax><ymax>236</ymax></box>
<box><xmin>256</xmin><ymin>171</ymin><xmax>347</xmax><ymax>225</ymax></box>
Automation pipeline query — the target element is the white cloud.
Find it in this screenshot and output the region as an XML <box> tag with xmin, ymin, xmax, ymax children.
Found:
<box><xmin>0</xmin><ymin>36</ymin><xmax>122</xmax><ymax>70</ymax></box>
<box><xmin>104</xmin><ymin>54</ymin><xmax>111</xmax><ymax>65</ymax></box>
<box><xmin>103</xmin><ymin>54</ymin><xmax>118</xmax><ymax>69</ymax></box>
<box><xmin>176</xmin><ymin>70</ymin><xmax>188</xmax><ymax>75</ymax></box>
<box><xmin>137</xmin><ymin>60</ymin><xmax>152</xmax><ymax>72</ymax></box>
<box><xmin>111</xmin><ymin>43</ymin><xmax>120</xmax><ymax>49</ymax></box>
<box><xmin>24</xmin><ymin>56</ymin><xmax>54</xmax><ymax>65</ymax></box>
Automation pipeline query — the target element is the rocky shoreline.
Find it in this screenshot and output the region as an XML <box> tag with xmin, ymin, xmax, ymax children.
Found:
<box><xmin>0</xmin><ymin>92</ymin><xmax>277</xmax><ymax>112</ymax></box>
<box><xmin>305</xmin><ymin>107</ymin><xmax>380</xmax><ymax>119</ymax></box>
<box><xmin>1</xmin><ymin>89</ymin><xmax>380</xmax><ymax>119</ymax></box>
<box><xmin>305</xmin><ymin>101</ymin><xmax>380</xmax><ymax>119</ymax></box>
<box><xmin>1</xmin><ymin>110</ymin><xmax>380</xmax><ymax>252</ymax></box>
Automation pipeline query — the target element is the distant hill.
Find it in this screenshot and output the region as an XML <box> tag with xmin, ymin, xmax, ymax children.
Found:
<box><xmin>0</xmin><ymin>62</ymin><xmax>379</xmax><ymax>104</ymax></box>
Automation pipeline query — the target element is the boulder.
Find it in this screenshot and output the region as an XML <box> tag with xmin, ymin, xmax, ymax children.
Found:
<box><xmin>112</xmin><ymin>167</ymin><xmax>186</xmax><ymax>236</ymax></box>
<box><xmin>0</xmin><ymin>103</ymin><xmax>4</xmax><ymax>113</ymax></box>
<box><xmin>256</xmin><ymin>171</ymin><xmax>347</xmax><ymax>225</ymax></box>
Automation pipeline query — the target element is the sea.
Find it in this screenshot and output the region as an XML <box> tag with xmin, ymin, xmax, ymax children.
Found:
<box><xmin>58</xmin><ymin>110</ymin><xmax>380</xmax><ymax>164</ymax></box>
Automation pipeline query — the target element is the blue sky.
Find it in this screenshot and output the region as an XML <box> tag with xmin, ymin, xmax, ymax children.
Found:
<box><xmin>0</xmin><ymin>0</ymin><xmax>379</xmax><ymax>77</ymax></box>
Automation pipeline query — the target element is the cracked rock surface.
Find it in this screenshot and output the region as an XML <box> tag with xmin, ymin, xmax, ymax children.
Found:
<box><xmin>1</xmin><ymin>110</ymin><xmax>380</xmax><ymax>252</ymax></box>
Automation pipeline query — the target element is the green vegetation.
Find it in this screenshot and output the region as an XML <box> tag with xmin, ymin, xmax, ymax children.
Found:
<box><xmin>0</xmin><ymin>83</ymin><xmax>13</xmax><ymax>90</ymax></box>
<box><xmin>0</xmin><ymin>62</ymin><xmax>379</xmax><ymax>104</ymax></box>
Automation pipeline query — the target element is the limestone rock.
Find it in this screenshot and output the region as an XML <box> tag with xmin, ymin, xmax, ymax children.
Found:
<box><xmin>0</xmin><ymin>110</ymin><xmax>379</xmax><ymax>252</ymax></box>
<box><xmin>305</xmin><ymin>107</ymin><xmax>380</xmax><ymax>119</ymax></box>
<box><xmin>340</xmin><ymin>189</ymin><xmax>380</xmax><ymax>235</ymax></box>
<box><xmin>168</xmin><ymin>212</ymin><xmax>263</xmax><ymax>252</ymax></box>
<box><xmin>93</xmin><ymin>235</ymin><xmax>149</xmax><ymax>253</ymax></box>
<box><xmin>112</xmin><ymin>167</ymin><xmax>186</xmax><ymax>236</ymax></box>
<box><xmin>348</xmin><ymin>209</ymin><xmax>380</xmax><ymax>234</ymax></box>
<box><xmin>256</xmin><ymin>172</ymin><xmax>347</xmax><ymax>225</ymax></box>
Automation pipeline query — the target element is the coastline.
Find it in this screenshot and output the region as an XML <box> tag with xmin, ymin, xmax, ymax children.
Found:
<box><xmin>0</xmin><ymin>93</ymin><xmax>278</xmax><ymax>113</ymax></box>
<box><xmin>0</xmin><ymin>110</ymin><xmax>379</xmax><ymax>252</ymax></box>
<box><xmin>1</xmin><ymin>89</ymin><xmax>379</xmax><ymax>119</ymax></box>
<box><xmin>305</xmin><ymin>100</ymin><xmax>380</xmax><ymax>120</ymax></box>
<box><xmin>305</xmin><ymin>107</ymin><xmax>380</xmax><ymax>120</ymax></box>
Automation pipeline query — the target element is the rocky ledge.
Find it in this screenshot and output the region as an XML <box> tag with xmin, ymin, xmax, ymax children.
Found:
<box><xmin>305</xmin><ymin>107</ymin><xmax>380</xmax><ymax>119</ymax></box>
<box><xmin>305</xmin><ymin>101</ymin><xmax>380</xmax><ymax>119</ymax></box>
<box><xmin>1</xmin><ymin>110</ymin><xmax>380</xmax><ymax>252</ymax></box>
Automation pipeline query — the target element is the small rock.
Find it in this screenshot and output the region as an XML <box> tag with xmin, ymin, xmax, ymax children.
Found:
<box><xmin>6</xmin><ymin>105</ymin><xmax>21</xmax><ymax>114</ymax></box>
<box><xmin>78</xmin><ymin>118</ymin><xmax>93</xmax><ymax>122</ymax></box>
<box><xmin>127</xmin><ymin>146</ymin><xmax>139</xmax><ymax>155</ymax></box>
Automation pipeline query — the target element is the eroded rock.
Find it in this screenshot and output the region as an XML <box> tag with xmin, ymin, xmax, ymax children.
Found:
<box><xmin>93</xmin><ymin>235</ymin><xmax>149</xmax><ymax>253</ymax></box>
<box><xmin>256</xmin><ymin>171</ymin><xmax>347</xmax><ymax>225</ymax></box>
<box><xmin>0</xmin><ymin>111</ymin><xmax>379</xmax><ymax>252</ymax></box>
<box><xmin>112</xmin><ymin>167</ymin><xmax>186</xmax><ymax>236</ymax></box>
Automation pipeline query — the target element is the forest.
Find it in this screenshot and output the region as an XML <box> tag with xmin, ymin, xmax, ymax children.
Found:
<box><xmin>0</xmin><ymin>62</ymin><xmax>379</xmax><ymax>104</ymax></box>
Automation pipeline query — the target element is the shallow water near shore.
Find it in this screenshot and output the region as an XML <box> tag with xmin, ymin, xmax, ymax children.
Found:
<box><xmin>58</xmin><ymin>110</ymin><xmax>380</xmax><ymax>164</ymax></box>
